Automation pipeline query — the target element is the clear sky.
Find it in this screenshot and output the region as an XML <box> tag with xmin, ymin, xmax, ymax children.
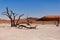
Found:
<box><xmin>0</xmin><ymin>0</ymin><xmax>60</xmax><ymax>19</ymax></box>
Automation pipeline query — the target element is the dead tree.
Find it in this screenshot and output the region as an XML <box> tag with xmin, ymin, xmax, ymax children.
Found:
<box><xmin>56</xmin><ymin>16</ymin><xmax>59</xmax><ymax>27</ymax></box>
<box><xmin>18</xmin><ymin>24</ymin><xmax>37</xmax><ymax>29</ymax></box>
<box><xmin>26</xmin><ymin>17</ymin><xmax>31</xmax><ymax>27</ymax></box>
<box><xmin>2</xmin><ymin>7</ymin><xmax>24</xmax><ymax>27</ymax></box>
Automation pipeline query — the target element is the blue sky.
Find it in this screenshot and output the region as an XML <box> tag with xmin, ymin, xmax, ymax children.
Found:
<box><xmin>0</xmin><ymin>0</ymin><xmax>60</xmax><ymax>19</ymax></box>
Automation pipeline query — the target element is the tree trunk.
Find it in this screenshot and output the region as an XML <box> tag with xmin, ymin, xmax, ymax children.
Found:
<box><xmin>56</xmin><ymin>19</ymin><xmax>59</xmax><ymax>27</ymax></box>
<box><xmin>11</xmin><ymin>19</ymin><xmax>17</xmax><ymax>27</ymax></box>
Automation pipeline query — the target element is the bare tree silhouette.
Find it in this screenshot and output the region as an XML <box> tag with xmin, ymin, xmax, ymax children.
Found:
<box><xmin>2</xmin><ymin>7</ymin><xmax>24</xmax><ymax>27</ymax></box>
<box><xmin>56</xmin><ymin>16</ymin><xmax>59</xmax><ymax>27</ymax></box>
<box><xmin>26</xmin><ymin>17</ymin><xmax>31</xmax><ymax>27</ymax></box>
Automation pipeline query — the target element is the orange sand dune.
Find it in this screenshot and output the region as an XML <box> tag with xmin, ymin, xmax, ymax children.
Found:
<box><xmin>0</xmin><ymin>16</ymin><xmax>60</xmax><ymax>24</ymax></box>
<box><xmin>44</xmin><ymin>15</ymin><xmax>60</xmax><ymax>18</ymax></box>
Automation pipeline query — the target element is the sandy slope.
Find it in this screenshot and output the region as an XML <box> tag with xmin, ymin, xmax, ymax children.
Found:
<box><xmin>0</xmin><ymin>24</ymin><xmax>60</xmax><ymax>40</ymax></box>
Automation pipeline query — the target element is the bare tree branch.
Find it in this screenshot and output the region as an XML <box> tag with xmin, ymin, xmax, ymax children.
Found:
<box><xmin>10</xmin><ymin>10</ymin><xmax>13</xmax><ymax>16</ymax></box>
<box><xmin>5</xmin><ymin>7</ymin><xmax>12</xmax><ymax>19</ymax></box>
<box><xmin>16</xmin><ymin>14</ymin><xmax>24</xmax><ymax>25</ymax></box>
<box><xmin>1</xmin><ymin>12</ymin><xmax>8</xmax><ymax>16</ymax></box>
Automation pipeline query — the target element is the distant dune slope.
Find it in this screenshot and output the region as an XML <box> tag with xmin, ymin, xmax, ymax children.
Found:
<box><xmin>0</xmin><ymin>16</ymin><xmax>60</xmax><ymax>24</ymax></box>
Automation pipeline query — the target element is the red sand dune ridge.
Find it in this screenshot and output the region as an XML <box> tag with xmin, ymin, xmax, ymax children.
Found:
<box><xmin>0</xmin><ymin>19</ymin><xmax>10</xmax><ymax>24</ymax></box>
<box><xmin>0</xmin><ymin>17</ymin><xmax>38</xmax><ymax>24</ymax></box>
<box><xmin>44</xmin><ymin>15</ymin><xmax>60</xmax><ymax>18</ymax></box>
<box><xmin>0</xmin><ymin>16</ymin><xmax>60</xmax><ymax>24</ymax></box>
